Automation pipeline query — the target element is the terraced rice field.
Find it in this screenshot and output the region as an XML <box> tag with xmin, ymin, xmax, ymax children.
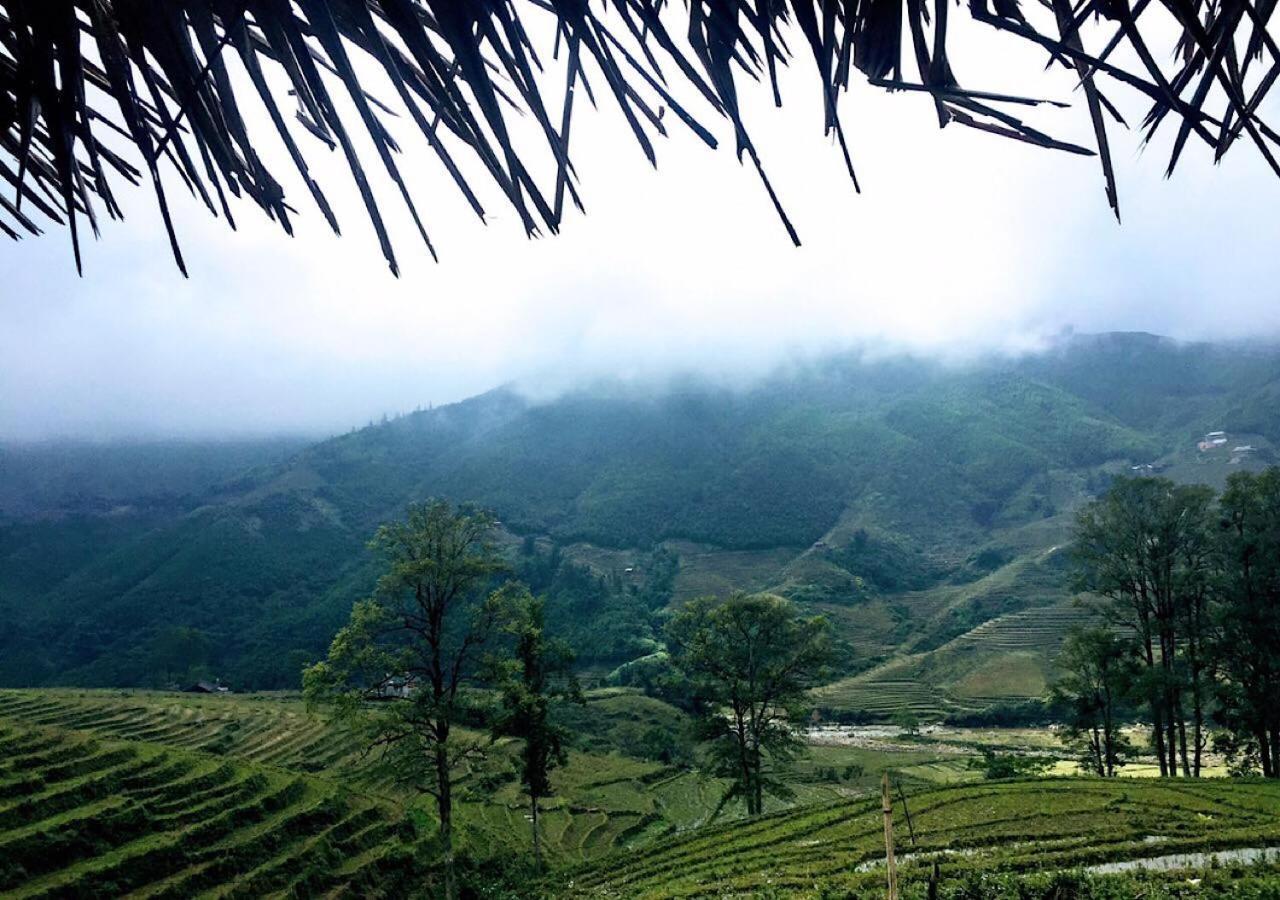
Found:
<box><xmin>813</xmin><ymin>660</ymin><xmax>957</xmax><ymax>718</ymax></box>
<box><xmin>0</xmin><ymin>688</ymin><xmax>861</xmax><ymax>874</ymax></box>
<box><xmin>6</xmin><ymin>689</ymin><xmax>1277</xmax><ymax>898</ymax></box>
<box><xmin>0</xmin><ymin>690</ymin><xmax>368</xmax><ymax>776</ymax></box>
<box><xmin>943</xmin><ymin>604</ymin><xmax>1095</xmax><ymax>656</ymax></box>
<box><xmin>558</xmin><ymin>778</ymin><xmax>1280</xmax><ymax>898</ymax></box>
<box><xmin>0</xmin><ymin>718</ymin><xmax>417</xmax><ymax>898</ymax></box>
<box><xmin>815</xmin><ymin>604</ymin><xmax>1097</xmax><ymax>718</ymax></box>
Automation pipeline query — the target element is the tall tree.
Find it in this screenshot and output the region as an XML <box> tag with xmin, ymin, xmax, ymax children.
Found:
<box><xmin>666</xmin><ymin>592</ymin><xmax>832</xmax><ymax>816</ymax></box>
<box><xmin>1174</xmin><ymin>497</ymin><xmax>1217</xmax><ymax>778</ymax></box>
<box><xmin>487</xmin><ymin>588</ymin><xmax>583</xmax><ymax>872</ymax></box>
<box><xmin>303</xmin><ymin>501</ymin><xmax>505</xmax><ymax>900</ymax></box>
<box><xmin>1073</xmin><ymin>476</ymin><xmax>1213</xmax><ymax>777</ymax></box>
<box><xmin>1050</xmin><ymin>627</ymin><xmax>1137</xmax><ymax>777</ymax></box>
<box><xmin>1216</xmin><ymin>470</ymin><xmax>1280</xmax><ymax>778</ymax></box>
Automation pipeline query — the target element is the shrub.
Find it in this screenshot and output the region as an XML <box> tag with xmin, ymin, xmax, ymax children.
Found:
<box><xmin>968</xmin><ymin>748</ymin><xmax>1052</xmax><ymax>780</ymax></box>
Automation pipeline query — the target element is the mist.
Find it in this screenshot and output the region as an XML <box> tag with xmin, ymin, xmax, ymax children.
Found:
<box><xmin>3</xmin><ymin>15</ymin><xmax>1280</xmax><ymax>442</ymax></box>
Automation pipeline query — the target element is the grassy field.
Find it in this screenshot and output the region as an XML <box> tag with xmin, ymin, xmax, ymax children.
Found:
<box><xmin>5</xmin><ymin>689</ymin><xmax>1278</xmax><ymax>898</ymax></box>
<box><xmin>664</xmin><ymin>540</ymin><xmax>800</xmax><ymax>604</ymax></box>
<box><xmin>0</xmin><ymin>718</ymin><xmax>418</xmax><ymax>898</ymax></box>
<box><xmin>813</xmin><ymin>601</ymin><xmax>1095</xmax><ymax>718</ymax></box>
<box><xmin>558</xmin><ymin>778</ymin><xmax>1280</xmax><ymax>898</ymax></box>
<box><xmin>0</xmin><ymin>688</ymin><xmax>912</xmax><ymax>886</ymax></box>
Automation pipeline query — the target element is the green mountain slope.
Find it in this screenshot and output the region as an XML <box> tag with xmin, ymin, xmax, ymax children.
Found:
<box><xmin>3</xmin><ymin>333</ymin><xmax>1278</xmax><ymax>694</ymax></box>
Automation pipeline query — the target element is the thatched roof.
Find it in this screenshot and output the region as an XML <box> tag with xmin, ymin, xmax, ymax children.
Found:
<box><xmin>2</xmin><ymin>1</ymin><xmax>1277</xmax><ymax>274</ymax></box>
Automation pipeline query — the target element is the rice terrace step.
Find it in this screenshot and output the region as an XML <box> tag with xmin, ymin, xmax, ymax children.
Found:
<box><xmin>0</xmin><ymin>710</ymin><xmax>420</xmax><ymax>899</ymax></box>
<box><xmin>5</xmin><ymin>689</ymin><xmax>1280</xmax><ymax>898</ymax></box>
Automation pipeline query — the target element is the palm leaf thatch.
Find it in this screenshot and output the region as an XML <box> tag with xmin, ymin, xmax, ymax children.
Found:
<box><xmin>1</xmin><ymin>0</ymin><xmax>1278</xmax><ymax>275</ymax></box>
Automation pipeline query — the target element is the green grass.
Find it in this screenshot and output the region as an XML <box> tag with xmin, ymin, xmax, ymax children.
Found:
<box><xmin>0</xmin><ymin>719</ymin><xmax>417</xmax><ymax>899</ymax></box>
<box><xmin>665</xmin><ymin>540</ymin><xmax>801</xmax><ymax>604</ymax></box>
<box><xmin>0</xmin><ymin>688</ymin><xmax>896</xmax><ymax>873</ymax></box>
<box><xmin>6</xmin><ymin>689</ymin><xmax>1279</xmax><ymax>898</ymax></box>
<box><xmin>557</xmin><ymin>778</ymin><xmax>1280</xmax><ymax>898</ymax></box>
<box><xmin>813</xmin><ymin>601</ymin><xmax>1095</xmax><ymax>718</ymax></box>
<box><xmin>949</xmin><ymin>653</ymin><xmax>1047</xmax><ymax>701</ymax></box>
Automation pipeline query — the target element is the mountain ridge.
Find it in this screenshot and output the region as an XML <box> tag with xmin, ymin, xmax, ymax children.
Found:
<box><xmin>4</xmin><ymin>331</ymin><xmax>1279</xmax><ymax>697</ymax></box>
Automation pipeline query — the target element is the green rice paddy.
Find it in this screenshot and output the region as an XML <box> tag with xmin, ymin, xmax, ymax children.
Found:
<box><xmin>4</xmin><ymin>689</ymin><xmax>1278</xmax><ymax>898</ymax></box>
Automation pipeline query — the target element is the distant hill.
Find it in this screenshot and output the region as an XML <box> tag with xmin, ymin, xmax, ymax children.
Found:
<box><xmin>3</xmin><ymin>332</ymin><xmax>1279</xmax><ymax>698</ymax></box>
<box><xmin>0</xmin><ymin>437</ymin><xmax>310</xmax><ymax>519</ymax></box>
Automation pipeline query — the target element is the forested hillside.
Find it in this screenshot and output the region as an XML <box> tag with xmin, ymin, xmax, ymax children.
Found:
<box><xmin>4</xmin><ymin>332</ymin><xmax>1280</xmax><ymax>693</ymax></box>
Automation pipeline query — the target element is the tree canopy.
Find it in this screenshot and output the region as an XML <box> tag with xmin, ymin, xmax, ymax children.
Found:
<box><xmin>3</xmin><ymin>0</ymin><xmax>1279</xmax><ymax>274</ymax></box>
<box><xmin>1071</xmin><ymin>471</ymin><xmax>1280</xmax><ymax>779</ymax></box>
<box><xmin>666</xmin><ymin>591</ymin><xmax>832</xmax><ymax>816</ymax></box>
<box><xmin>303</xmin><ymin>499</ymin><xmax>508</xmax><ymax>898</ymax></box>
<box><xmin>1073</xmin><ymin>476</ymin><xmax>1216</xmax><ymax>777</ymax></box>
<box><xmin>1216</xmin><ymin>469</ymin><xmax>1280</xmax><ymax>777</ymax></box>
<box><xmin>486</xmin><ymin>587</ymin><xmax>582</xmax><ymax>872</ymax></box>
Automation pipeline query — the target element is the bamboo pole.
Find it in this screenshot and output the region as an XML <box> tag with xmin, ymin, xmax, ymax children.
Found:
<box><xmin>882</xmin><ymin>772</ymin><xmax>898</xmax><ymax>900</ymax></box>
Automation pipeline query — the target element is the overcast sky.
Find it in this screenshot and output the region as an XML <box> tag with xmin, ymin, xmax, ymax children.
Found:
<box><xmin>2</xmin><ymin>11</ymin><xmax>1279</xmax><ymax>441</ymax></box>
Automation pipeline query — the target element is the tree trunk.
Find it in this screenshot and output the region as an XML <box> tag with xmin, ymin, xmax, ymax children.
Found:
<box><xmin>1163</xmin><ymin>653</ymin><xmax>1180</xmax><ymax>776</ymax></box>
<box><xmin>881</xmin><ymin>773</ymin><xmax>898</xmax><ymax>900</ymax></box>
<box><xmin>531</xmin><ymin>795</ymin><xmax>542</xmax><ymax>874</ymax></box>
<box><xmin>1172</xmin><ymin>665</ymin><xmax>1190</xmax><ymax>776</ymax></box>
<box><xmin>1102</xmin><ymin>693</ymin><xmax>1117</xmax><ymax>777</ymax></box>
<box><xmin>436</xmin><ymin>743</ymin><xmax>457</xmax><ymax>900</ymax></box>
<box><xmin>1158</xmin><ymin>630</ymin><xmax>1185</xmax><ymax>777</ymax></box>
<box><xmin>1190</xmin><ymin>675</ymin><xmax>1204</xmax><ymax>778</ymax></box>
<box><xmin>1269</xmin><ymin>723</ymin><xmax>1280</xmax><ymax>780</ymax></box>
<box><xmin>1257</xmin><ymin>725</ymin><xmax>1274</xmax><ymax>778</ymax></box>
<box><xmin>1089</xmin><ymin>723</ymin><xmax>1104</xmax><ymax>777</ymax></box>
<box><xmin>738</xmin><ymin>745</ymin><xmax>756</xmax><ymax>815</ymax></box>
<box><xmin>1264</xmin><ymin>727</ymin><xmax>1274</xmax><ymax>783</ymax></box>
<box><xmin>1143</xmin><ymin>634</ymin><xmax>1168</xmax><ymax>777</ymax></box>
<box><xmin>1185</xmin><ymin>598</ymin><xmax>1207</xmax><ymax>779</ymax></box>
<box><xmin>747</xmin><ymin>747</ymin><xmax>757</xmax><ymax>819</ymax></box>
<box><xmin>1152</xmin><ymin>707</ymin><xmax>1168</xmax><ymax>776</ymax></box>
<box><xmin>735</xmin><ymin>712</ymin><xmax>756</xmax><ymax>815</ymax></box>
<box><xmin>1175</xmin><ymin>703</ymin><xmax>1191</xmax><ymax>777</ymax></box>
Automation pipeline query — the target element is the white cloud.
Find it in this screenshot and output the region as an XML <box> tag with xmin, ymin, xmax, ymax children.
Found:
<box><xmin>2</xmin><ymin>15</ymin><xmax>1278</xmax><ymax>440</ymax></box>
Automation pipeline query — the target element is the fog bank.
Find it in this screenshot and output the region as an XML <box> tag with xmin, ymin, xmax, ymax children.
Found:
<box><xmin>3</xmin><ymin>22</ymin><xmax>1279</xmax><ymax>441</ymax></box>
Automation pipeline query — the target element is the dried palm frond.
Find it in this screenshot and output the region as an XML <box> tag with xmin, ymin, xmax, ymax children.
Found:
<box><xmin>1</xmin><ymin>0</ymin><xmax>1277</xmax><ymax>275</ymax></box>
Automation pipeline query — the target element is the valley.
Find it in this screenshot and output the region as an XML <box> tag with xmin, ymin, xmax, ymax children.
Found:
<box><xmin>5</xmin><ymin>332</ymin><xmax>1280</xmax><ymax>700</ymax></box>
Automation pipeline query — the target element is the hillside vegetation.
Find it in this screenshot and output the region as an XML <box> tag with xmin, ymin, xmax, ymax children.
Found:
<box><xmin>4</xmin><ymin>333</ymin><xmax>1280</xmax><ymax>697</ymax></box>
<box><xmin>0</xmin><ymin>717</ymin><xmax>419</xmax><ymax>898</ymax></box>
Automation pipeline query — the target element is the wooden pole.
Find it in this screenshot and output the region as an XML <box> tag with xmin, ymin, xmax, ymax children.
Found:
<box><xmin>882</xmin><ymin>772</ymin><xmax>898</xmax><ymax>900</ymax></box>
<box><xmin>895</xmin><ymin>776</ymin><xmax>917</xmax><ymax>848</ymax></box>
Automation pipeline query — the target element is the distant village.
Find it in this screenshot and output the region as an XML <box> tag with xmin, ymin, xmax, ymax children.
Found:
<box><xmin>1197</xmin><ymin>430</ymin><xmax>1258</xmax><ymax>465</ymax></box>
<box><xmin>1128</xmin><ymin>429</ymin><xmax>1262</xmax><ymax>478</ymax></box>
